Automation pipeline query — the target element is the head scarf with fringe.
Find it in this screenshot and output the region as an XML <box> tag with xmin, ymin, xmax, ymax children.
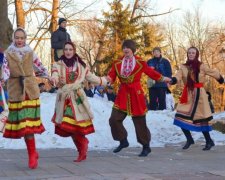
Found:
<box><xmin>183</xmin><ymin>47</ymin><xmax>202</xmax><ymax>91</ymax></box>
<box><xmin>61</xmin><ymin>42</ymin><xmax>86</xmax><ymax>68</ymax></box>
<box><xmin>7</xmin><ymin>27</ymin><xmax>32</xmax><ymax>60</ymax></box>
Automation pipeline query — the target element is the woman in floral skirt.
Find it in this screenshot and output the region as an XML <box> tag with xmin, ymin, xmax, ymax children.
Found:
<box><xmin>51</xmin><ymin>42</ymin><xmax>107</xmax><ymax>162</ymax></box>
<box><xmin>2</xmin><ymin>27</ymin><xmax>49</xmax><ymax>169</ymax></box>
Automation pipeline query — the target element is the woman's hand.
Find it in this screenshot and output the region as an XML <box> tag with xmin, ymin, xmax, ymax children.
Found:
<box><xmin>163</xmin><ymin>77</ymin><xmax>172</xmax><ymax>83</ymax></box>
<box><xmin>106</xmin><ymin>76</ymin><xmax>112</xmax><ymax>84</ymax></box>
<box><xmin>48</xmin><ymin>77</ymin><xmax>57</xmax><ymax>87</ymax></box>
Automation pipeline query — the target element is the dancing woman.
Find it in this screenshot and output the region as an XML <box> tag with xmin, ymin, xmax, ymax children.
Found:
<box><xmin>51</xmin><ymin>42</ymin><xmax>107</xmax><ymax>162</ymax></box>
<box><xmin>171</xmin><ymin>47</ymin><xmax>224</xmax><ymax>150</ymax></box>
<box><xmin>2</xmin><ymin>28</ymin><xmax>49</xmax><ymax>169</ymax></box>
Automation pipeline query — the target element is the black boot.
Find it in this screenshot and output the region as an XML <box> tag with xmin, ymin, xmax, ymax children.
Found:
<box><xmin>113</xmin><ymin>139</ymin><xmax>129</xmax><ymax>153</ymax></box>
<box><xmin>203</xmin><ymin>141</ymin><xmax>215</xmax><ymax>151</ymax></box>
<box><xmin>139</xmin><ymin>145</ymin><xmax>151</xmax><ymax>157</ymax></box>
<box><xmin>181</xmin><ymin>128</ymin><xmax>194</xmax><ymax>150</ymax></box>
<box><xmin>202</xmin><ymin>132</ymin><xmax>215</xmax><ymax>151</ymax></box>
<box><xmin>183</xmin><ymin>140</ymin><xmax>195</xmax><ymax>150</ymax></box>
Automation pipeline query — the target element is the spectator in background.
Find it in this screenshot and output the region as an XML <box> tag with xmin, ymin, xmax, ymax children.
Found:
<box><xmin>84</xmin><ymin>82</ymin><xmax>96</xmax><ymax>98</ymax></box>
<box><xmin>51</xmin><ymin>18</ymin><xmax>71</xmax><ymax>61</ymax></box>
<box><xmin>38</xmin><ymin>82</ymin><xmax>57</xmax><ymax>93</ymax></box>
<box><xmin>48</xmin><ymin>86</ymin><xmax>58</xmax><ymax>93</ymax></box>
<box><xmin>206</xmin><ymin>91</ymin><xmax>215</xmax><ymax>113</ymax></box>
<box><xmin>165</xmin><ymin>88</ymin><xmax>175</xmax><ymax>111</ymax></box>
<box><xmin>147</xmin><ymin>47</ymin><xmax>172</xmax><ymax>110</ymax></box>
<box><xmin>38</xmin><ymin>83</ymin><xmax>47</xmax><ymax>93</ymax></box>
<box><xmin>106</xmin><ymin>86</ymin><xmax>116</xmax><ymax>102</ymax></box>
<box><xmin>0</xmin><ymin>47</ymin><xmax>4</xmax><ymax>64</ymax></box>
<box><xmin>93</xmin><ymin>85</ymin><xmax>108</xmax><ymax>101</ymax></box>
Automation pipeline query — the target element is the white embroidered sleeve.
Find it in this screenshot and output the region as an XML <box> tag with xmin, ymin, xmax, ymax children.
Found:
<box><xmin>2</xmin><ymin>56</ymin><xmax>10</xmax><ymax>81</ymax></box>
<box><xmin>33</xmin><ymin>54</ymin><xmax>49</xmax><ymax>77</ymax></box>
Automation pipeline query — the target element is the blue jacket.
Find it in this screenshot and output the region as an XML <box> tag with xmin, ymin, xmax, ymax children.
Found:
<box><xmin>147</xmin><ymin>57</ymin><xmax>172</xmax><ymax>88</ymax></box>
<box><xmin>0</xmin><ymin>52</ymin><xmax>4</xmax><ymax>67</ymax></box>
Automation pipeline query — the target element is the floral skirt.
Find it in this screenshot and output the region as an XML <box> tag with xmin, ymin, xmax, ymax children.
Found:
<box><xmin>52</xmin><ymin>103</ymin><xmax>95</xmax><ymax>137</ymax></box>
<box><xmin>3</xmin><ymin>99</ymin><xmax>45</xmax><ymax>139</ymax></box>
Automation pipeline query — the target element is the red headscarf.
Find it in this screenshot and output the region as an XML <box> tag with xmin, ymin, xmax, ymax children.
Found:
<box><xmin>183</xmin><ymin>47</ymin><xmax>202</xmax><ymax>91</ymax></box>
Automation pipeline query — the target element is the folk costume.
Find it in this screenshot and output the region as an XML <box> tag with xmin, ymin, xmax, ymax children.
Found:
<box><xmin>1</xmin><ymin>28</ymin><xmax>48</xmax><ymax>169</ymax></box>
<box><xmin>171</xmin><ymin>47</ymin><xmax>224</xmax><ymax>150</ymax></box>
<box><xmin>51</xmin><ymin>50</ymin><xmax>107</xmax><ymax>162</ymax></box>
<box><xmin>108</xmin><ymin>40</ymin><xmax>164</xmax><ymax>157</ymax></box>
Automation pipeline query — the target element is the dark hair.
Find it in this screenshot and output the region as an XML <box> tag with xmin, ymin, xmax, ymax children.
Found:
<box><xmin>38</xmin><ymin>83</ymin><xmax>45</xmax><ymax>87</ymax></box>
<box><xmin>153</xmin><ymin>47</ymin><xmax>161</xmax><ymax>53</ymax></box>
<box><xmin>122</xmin><ymin>39</ymin><xmax>136</xmax><ymax>53</ymax></box>
<box><xmin>13</xmin><ymin>27</ymin><xmax>27</xmax><ymax>39</ymax></box>
<box><xmin>58</xmin><ymin>18</ymin><xmax>67</xmax><ymax>25</ymax></box>
<box><xmin>107</xmin><ymin>86</ymin><xmax>113</xmax><ymax>90</ymax></box>
<box><xmin>63</xmin><ymin>42</ymin><xmax>86</xmax><ymax>68</ymax></box>
<box><xmin>64</xmin><ymin>42</ymin><xmax>76</xmax><ymax>52</ymax></box>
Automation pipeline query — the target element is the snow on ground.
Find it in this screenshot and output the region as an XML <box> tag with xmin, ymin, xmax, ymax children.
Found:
<box><xmin>213</xmin><ymin>111</ymin><xmax>225</xmax><ymax>120</ymax></box>
<box><xmin>0</xmin><ymin>93</ymin><xmax>225</xmax><ymax>149</ymax></box>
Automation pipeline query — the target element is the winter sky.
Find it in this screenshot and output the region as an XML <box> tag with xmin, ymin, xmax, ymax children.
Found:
<box><xmin>79</xmin><ymin>0</ymin><xmax>225</xmax><ymax>23</ymax></box>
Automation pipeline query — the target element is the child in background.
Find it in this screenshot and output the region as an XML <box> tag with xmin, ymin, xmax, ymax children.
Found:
<box><xmin>166</xmin><ymin>88</ymin><xmax>175</xmax><ymax>111</ymax></box>
<box><xmin>93</xmin><ymin>85</ymin><xmax>108</xmax><ymax>101</ymax></box>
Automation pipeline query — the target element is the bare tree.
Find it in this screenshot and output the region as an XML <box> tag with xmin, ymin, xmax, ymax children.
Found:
<box><xmin>181</xmin><ymin>9</ymin><xmax>210</xmax><ymax>63</ymax></box>
<box><xmin>15</xmin><ymin>0</ymin><xmax>25</xmax><ymax>28</ymax></box>
<box><xmin>0</xmin><ymin>0</ymin><xmax>13</xmax><ymax>49</ymax></box>
<box><xmin>76</xmin><ymin>19</ymin><xmax>107</xmax><ymax>73</ymax></box>
<box><xmin>10</xmin><ymin>0</ymin><xmax>99</xmax><ymax>68</ymax></box>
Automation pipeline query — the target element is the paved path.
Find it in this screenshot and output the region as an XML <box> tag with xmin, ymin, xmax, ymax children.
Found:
<box><xmin>0</xmin><ymin>144</ymin><xmax>225</xmax><ymax>180</ymax></box>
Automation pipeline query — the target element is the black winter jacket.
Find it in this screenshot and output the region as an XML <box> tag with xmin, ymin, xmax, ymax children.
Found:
<box><xmin>51</xmin><ymin>27</ymin><xmax>71</xmax><ymax>50</ymax></box>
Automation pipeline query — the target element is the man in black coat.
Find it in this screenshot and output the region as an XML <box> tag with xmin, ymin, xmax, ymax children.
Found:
<box><xmin>51</xmin><ymin>18</ymin><xmax>71</xmax><ymax>61</ymax></box>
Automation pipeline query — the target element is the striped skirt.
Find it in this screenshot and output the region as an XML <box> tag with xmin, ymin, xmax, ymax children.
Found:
<box><xmin>3</xmin><ymin>99</ymin><xmax>45</xmax><ymax>139</ymax></box>
<box><xmin>174</xmin><ymin>117</ymin><xmax>212</xmax><ymax>132</ymax></box>
<box><xmin>52</xmin><ymin>102</ymin><xmax>95</xmax><ymax>137</ymax></box>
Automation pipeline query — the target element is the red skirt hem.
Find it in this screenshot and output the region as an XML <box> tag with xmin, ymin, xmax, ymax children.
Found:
<box><xmin>55</xmin><ymin>123</ymin><xmax>95</xmax><ymax>137</ymax></box>
<box><xmin>3</xmin><ymin>125</ymin><xmax>45</xmax><ymax>139</ymax></box>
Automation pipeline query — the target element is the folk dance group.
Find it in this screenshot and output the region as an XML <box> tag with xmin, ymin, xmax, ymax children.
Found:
<box><xmin>0</xmin><ymin>27</ymin><xmax>224</xmax><ymax>169</ymax></box>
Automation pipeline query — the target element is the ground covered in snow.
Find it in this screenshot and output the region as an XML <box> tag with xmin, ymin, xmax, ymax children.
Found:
<box><xmin>0</xmin><ymin>93</ymin><xmax>225</xmax><ymax>149</ymax></box>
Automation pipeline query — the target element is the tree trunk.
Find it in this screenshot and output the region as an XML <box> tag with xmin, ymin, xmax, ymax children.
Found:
<box><xmin>130</xmin><ymin>0</ymin><xmax>139</xmax><ymax>20</ymax></box>
<box><xmin>50</xmin><ymin>0</ymin><xmax>59</xmax><ymax>64</ymax></box>
<box><xmin>15</xmin><ymin>0</ymin><xmax>25</xmax><ymax>28</ymax></box>
<box><xmin>0</xmin><ymin>0</ymin><xmax>13</xmax><ymax>49</ymax></box>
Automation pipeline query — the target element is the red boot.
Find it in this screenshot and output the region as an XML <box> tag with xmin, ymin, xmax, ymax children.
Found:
<box><xmin>72</xmin><ymin>134</ymin><xmax>89</xmax><ymax>162</ymax></box>
<box><xmin>25</xmin><ymin>138</ymin><xmax>39</xmax><ymax>169</ymax></box>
